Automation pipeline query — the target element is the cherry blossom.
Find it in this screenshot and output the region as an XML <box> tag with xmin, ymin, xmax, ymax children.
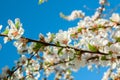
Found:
<box><xmin>60</xmin><ymin>10</ymin><xmax>85</xmax><ymax>21</ymax></box>
<box><xmin>7</xmin><ymin>18</ymin><xmax>24</xmax><ymax>40</ymax></box>
<box><xmin>110</xmin><ymin>13</ymin><xmax>120</xmax><ymax>24</ymax></box>
<box><xmin>1</xmin><ymin>0</ymin><xmax>120</xmax><ymax>80</ymax></box>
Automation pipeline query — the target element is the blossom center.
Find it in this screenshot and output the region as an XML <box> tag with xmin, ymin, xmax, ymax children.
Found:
<box><xmin>12</xmin><ymin>31</ymin><xmax>18</xmax><ymax>37</ymax></box>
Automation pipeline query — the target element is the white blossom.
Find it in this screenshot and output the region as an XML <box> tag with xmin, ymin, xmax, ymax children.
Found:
<box><xmin>102</xmin><ymin>69</ymin><xmax>111</xmax><ymax>80</ymax></box>
<box><xmin>54</xmin><ymin>30</ymin><xmax>71</xmax><ymax>45</ymax></box>
<box><xmin>0</xmin><ymin>25</ymin><xmax>2</xmax><ymax>31</ymax></box>
<box><xmin>19</xmin><ymin>55</ymin><xmax>28</xmax><ymax>66</ymax></box>
<box><xmin>7</xmin><ymin>18</ymin><xmax>24</xmax><ymax>39</ymax></box>
<box><xmin>99</xmin><ymin>0</ymin><xmax>106</xmax><ymax>5</ymax></box>
<box><xmin>60</xmin><ymin>10</ymin><xmax>85</xmax><ymax>21</ymax></box>
<box><xmin>110</xmin><ymin>13</ymin><xmax>120</xmax><ymax>23</ymax></box>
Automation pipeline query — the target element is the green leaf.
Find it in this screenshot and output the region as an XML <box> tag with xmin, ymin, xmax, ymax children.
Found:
<box><xmin>77</xmin><ymin>28</ymin><xmax>82</xmax><ymax>32</ymax></box>
<box><xmin>88</xmin><ymin>43</ymin><xmax>98</xmax><ymax>52</ymax></box>
<box><xmin>67</xmin><ymin>69</ymin><xmax>71</xmax><ymax>74</ymax></box>
<box><xmin>15</xmin><ymin>21</ymin><xmax>19</xmax><ymax>29</ymax></box>
<box><xmin>39</xmin><ymin>0</ymin><xmax>44</xmax><ymax>4</ymax></box>
<box><xmin>58</xmin><ymin>48</ymin><xmax>63</xmax><ymax>56</ymax></box>
<box><xmin>107</xmin><ymin>42</ymin><xmax>112</xmax><ymax>47</ymax></box>
<box><xmin>110</xmin><ymin>19</ymin><xmax>114</xmax><ymax>22</ymax></box>
<box><xmin>70</xmin><ymin>34</ymin><xmax>76</xmax><ymax>38</ymax></box>
<box><xmin>33</xmin><ymin>43</ymin><xmax>43</xmax><ymax>51</ymax></box>
<box><xmin>101</xmin><ymin>56</ymin><xmax>107</xmax><ymax>60</ymax></box>
<box><xmin>51</xmin><ymin>33</ymin><xmax>55</xmax><ymax>38</ymax></box>
<box><xmin>98</xmin><ymin>24</ymin><xmax>103</xmax><ymax>28</ymax></box>
<box><xmin>2</xmin><ymin>29</ymin><xmax>9</xmax><ymax>35</ymax></box>
<box><xmin>108</xmin><ymin>51</ymin><xmax>113</xmax><ymax>56</ymax></box>
<box><xmin>20</xmin><ymin>78</ymin><xmax>24</xmax><ymax>80</ymax></box>
<box><xmin>91</xmin><ymin>28</ymin><xmax>96</xmax><ymax>32</ymax></box>
<box><xmin>44</xmin><ymin>62</ymin><xmax>50</xmax><ymax>66</ymax></box>
<box><xmin>56</xmin><ymin>41</ymin><xmax>60</xmax><ymax>46</ymax></box>
<box><xmin>76</xmin><ymin>51</ymin><xmax>81</xmax><ymax>55</ymax></box>
<box><xmin>50</xmin><ymin>33</ymin><xmax>55</xmax><ymax>42</ymax></box>
<box><xmin>115</xmin><ymin>37</ymin><xmax>120</xmax><ymax>42</ymax></box>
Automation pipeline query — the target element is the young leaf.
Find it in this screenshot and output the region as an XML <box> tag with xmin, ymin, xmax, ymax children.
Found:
<box><xmin>107</xmin><ymin>42</ymin><xmax>112</xmax><ymax>47</ymax></box>
<box><xmin>39</xmin><ymin>0</ymin><xmax>44</xmax><ymax>4</ymax></box>
<box><xmin>70</xmin><ymin>34</ymin><xmax>76</xmax><ymax>38</ymax></box>
<box><xmin>49</xmin><ymin>33</ymin><xmax>55</xmax><ymax>42</ymax></box>
<box><xmin>2</xmin><ymin>29</ymin><xmax>9</xmax><ymax>35</ymax></box>
<box><xmin>33</xmin><ymin>43</ymin><xmax>43</xmax><ymax>51</ymax></box>
<box><xmin>115</xmin><ymin>37</ymin><xmax>120</xmax><ymax>42</ymax></box>
<box><xmin>98</xmin><ymin>24</ymin><xmax>103</xmax><ymax>28</ymax></box>
<box><xmin>101</xmin><ymin>56</ymin><xmax>107</xmax><ymax>60</ymax></box>
<box><xmin>15</xmin><ymin>21</ymin><xmax>20</xmax><ymax>29</ymax></box>
<box><xmin>67</xmin><ymin>69</ymin><xmax>72</xmax><ymax>74</ymax></box>
<box><xmin>56</xmin><ymin>41</ymin><xmax>60</xmax><ymax>46</ymax></box>
<box><xmin>108</xmin><ymin>51</ymin><xmax>113</xmax><ymax>56</ymax></box>
<box><xmin>76</xmin><ymin>51</ymin><xmax>81</xmax><ymax>55</ymax></box>
<box><xmin>77</xmin><ymin>28</ymin><xmax>82</xmax><ymax>32</ymax></box>
<box><xmin>58</xmin><ymin>48</ymin><xmax>63</xmax><ymax>56</ymax></box>
<box><xmin>88</xmin><ymin>43</ymin><xmax>98</xmax><ymax>52</ymax></box>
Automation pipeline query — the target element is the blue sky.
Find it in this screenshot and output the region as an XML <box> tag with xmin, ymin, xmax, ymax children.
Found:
<box><xmin>0</xmin><ymin>0</ymin><xmax>120</xmax><ymax>80</ymax></box>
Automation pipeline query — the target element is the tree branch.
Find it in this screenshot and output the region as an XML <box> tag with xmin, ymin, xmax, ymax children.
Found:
<box><xmin>0</xmin><ymin>34</ymin><xmax>109</xmax><ymax>55</ymax></box>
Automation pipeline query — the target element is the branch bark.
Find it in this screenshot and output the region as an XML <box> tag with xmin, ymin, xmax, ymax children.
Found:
<box><xmin>0</xmin><ymin>34</ymin><xmax>109</xmax><ymax>55</ymax></box>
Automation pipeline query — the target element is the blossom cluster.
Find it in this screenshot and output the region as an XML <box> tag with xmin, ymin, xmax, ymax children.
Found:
<box><xmin>0</xmin><ymin>0</ymin><xmax>120</xmax><ymax>80</ymax></box>
<box><xmin>2</xmin><ymin>18</ymin><xmax>24</xmax><ymax>44</ymax></box>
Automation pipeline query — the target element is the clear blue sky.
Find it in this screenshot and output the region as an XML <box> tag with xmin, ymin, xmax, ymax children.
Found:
<box><xmin>0</xmin><ymin>0</ymin><xmax>120</xmax><ymax>80</ymax></box>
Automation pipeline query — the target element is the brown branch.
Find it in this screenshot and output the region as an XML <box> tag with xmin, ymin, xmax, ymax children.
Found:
<box><xmin>87</xmin><ymin>56</ymin><xmax>99</xmax><ymax>61</ymax></box>
<box><xmin>26</xmin><ymin>37</ymin><xmax>109</xmax><ymax>55</ymax></box>
<box><xmin>7</xmin><ymin>66</ymin><xmax>22</xmax><ymax>79</ymax></box>
<box><xmin>6</xmin><ymin>53</ymin><xmax>36</xmax><ymax>79</ymax></box>
<box><xmin>0</xmin><ymin>34</ymin><xmax>109</xmax><ymax>55</ymax></box>
<box><xmin>87</xmin><ymin>56</ymin><xmax>120</xmax><ymax>62</ymax></box>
